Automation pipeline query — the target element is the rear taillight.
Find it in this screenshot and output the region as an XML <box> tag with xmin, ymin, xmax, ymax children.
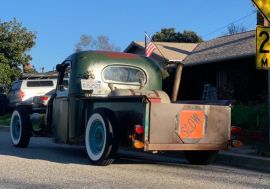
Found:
<box><xmin>231</xmin><ymin>126</ymin><xmax>242</xmax><ymax>135</ymax></box>
<box><xmin>231</xmin><ymin>126</ymin><xmax>243</xmax><ymax>148</ymax></box>
<box><xmin>19</xmin><ymin>90</ymin><xmax>25</xmax><ymax>100</ymax></box>
<box><xmin>133</xmin><ymin>140</ymin><xmax>144</xmax><ymax>149</ymax></box>
<box><xmin>135</xmin><ymin>125</ymin><xmax>144</xmax><ymax>134</ymax></box>
<box><xmin>131</xmin><ymin>124</ymin><xmax>145</xmax><ymax>149</ymax></box>
<box><xmin>39</xmin><ymin>96</ymin><xmax>49</xmax><ymax>101</ymax></box>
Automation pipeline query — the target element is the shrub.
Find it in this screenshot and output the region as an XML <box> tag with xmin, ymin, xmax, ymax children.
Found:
<box><xmin>231</xmin><ymin>103</ymin><xmax>267</xmax><ymax>130</ymax></box>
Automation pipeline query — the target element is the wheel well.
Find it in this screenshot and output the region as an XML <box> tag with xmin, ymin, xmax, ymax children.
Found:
<box><xmin>87</xmin><ymin>108</ymin><xmax>118</xmax><ymax>127</ymax></box>
<box><xmin>16</xmin><ymin>105</ymin><xmax>32</xmax><ymax>113</ymax></box>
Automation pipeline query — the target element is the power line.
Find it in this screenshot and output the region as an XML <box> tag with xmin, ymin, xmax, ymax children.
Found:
<box><xmin>202</xmin><ymin>11</ymin><xmax>256</xmax><ymax>38</ymax></box>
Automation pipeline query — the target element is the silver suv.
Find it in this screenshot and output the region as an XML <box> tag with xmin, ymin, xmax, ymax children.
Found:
<box><xmin>7</xmin><ymin>79</ymin><xmax>57</xmax><ymax>109</ymax></box>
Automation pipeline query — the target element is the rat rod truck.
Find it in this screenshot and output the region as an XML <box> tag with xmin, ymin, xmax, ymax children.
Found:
<box><xmin>10</xmin><ymin>51</ymin><xmax>231</xmax><ymax>166</ymax></box>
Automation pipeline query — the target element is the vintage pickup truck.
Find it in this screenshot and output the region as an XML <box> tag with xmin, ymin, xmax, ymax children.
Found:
<box><xmin>10</xmin><ymin>51</ymin><xmax>231</xmax><ymax>166</ymax></box>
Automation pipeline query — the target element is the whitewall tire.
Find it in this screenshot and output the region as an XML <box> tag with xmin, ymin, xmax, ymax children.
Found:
<box><xmin>85</xmin><ymin>110</ymin><xmax>118</xmax><ymax>166</ymax></box>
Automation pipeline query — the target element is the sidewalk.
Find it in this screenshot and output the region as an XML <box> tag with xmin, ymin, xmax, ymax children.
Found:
<box><xmin>217</xmin><ymin>146</ymin><xmax>270</xmax><ymax>172</ymax></box>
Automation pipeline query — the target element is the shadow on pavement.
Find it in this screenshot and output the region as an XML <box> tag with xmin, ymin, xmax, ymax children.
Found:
<box><xmin>0</xmin><ymin>126</ymin><xmax>188</xmax><ymax>166</ymax></box>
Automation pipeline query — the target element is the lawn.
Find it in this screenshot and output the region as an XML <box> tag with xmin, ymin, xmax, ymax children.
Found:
<box><xmin>0</xmin><ymin>113</ymin><xmax>11</xmax><ymax>126</ymax></box>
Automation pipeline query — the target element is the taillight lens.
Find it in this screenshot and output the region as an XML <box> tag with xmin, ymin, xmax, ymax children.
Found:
<box><xmin>133</xmin><ymin>140</ymin><xmax>144</xmax><ymax>149</ymax></box>
<box><xmin>19</xmin><ymin>90</ymin><xmax>25</xmax><ymax>100</ymax></box>
<box><xmin>231</xmin><ymin>126</ymin><xmax>241</xmax><ymax>135</ymax></box>
<box><xmin>39</xmin><ymin>96</ymin><xmax>49</xmax><ymax>101</ymax></box>
<box><xmin>135</xmin><ymin>125</ymin><xmax>144</xmax><ymax>134</ymax></box>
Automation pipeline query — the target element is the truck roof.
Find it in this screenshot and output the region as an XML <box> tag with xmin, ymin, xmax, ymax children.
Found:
<box><xmin>66</xmin><ymin>51</ymin><xmax>161</xmax><ymax>70</ymax></box>
<box><xmin>64</xmin><ymin>51</ymin><xmax>163</xmax><ymax>95</ymax></box>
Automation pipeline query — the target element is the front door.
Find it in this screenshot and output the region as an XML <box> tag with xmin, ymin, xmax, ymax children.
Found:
<box><xmin>52</xmin><ymin>61</ymin><xmax>70</xmax><ymax>143</ymax></box>
<box><xmin>53</xmin><ymin>91</ymin><xmax>69</xmax><ymax>143</ymax></box>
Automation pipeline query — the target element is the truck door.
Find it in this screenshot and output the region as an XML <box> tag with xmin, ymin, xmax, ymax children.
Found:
<box><xmin>52</xmin><ymin>62</ymin><xmax>70</xmax><ymax>143</ymax></box>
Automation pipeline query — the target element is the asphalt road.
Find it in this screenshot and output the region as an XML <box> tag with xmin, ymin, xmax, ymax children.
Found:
<box><xmin>0</xmin><ymin>127</ymin><xmax>269</xmax><ymax>189</ymax></box>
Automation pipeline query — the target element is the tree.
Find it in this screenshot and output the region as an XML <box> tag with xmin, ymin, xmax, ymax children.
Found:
<box><xmin>23</xmin><ymin>64</ymin><xmax>38</xmax><ymax>74</ymax></box>
<box><xmin>226</xmin><ymin>23</ymin><xmax>246</xmax><ymax>35</ymax></box>
<box><xmin>0</xmin><ymin>18</ymin><xmax>36</xmax><ymax>88</ymax></box>
<box><xmin>0</xmin><ymin>64</ymin><xmax>20</xmax><ymax>92</ymax></box>
<box><xmin>152</xmin><ymin>28</ymin><xmax>203</xmax><ymax>43</ymax></box>
<box><xmin>75</xmin><ymin>34</ymin><xmax>120</xmax><ymax>52</ymax></box>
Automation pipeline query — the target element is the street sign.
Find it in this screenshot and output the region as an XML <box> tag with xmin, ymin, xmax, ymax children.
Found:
<box><xmin>256</xmin><ymin>26</ymin><xmax>270</xmax><ymax>69</ymax></box>
<box><xmin>252</xmin><ymin>0</ymin><xmax>270</xmax><ymax>22</ymax></box>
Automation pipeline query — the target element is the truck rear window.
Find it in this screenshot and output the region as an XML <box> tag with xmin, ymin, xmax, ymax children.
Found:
<box><xmin>26</xmin><ymin>81</ymin><xmax>54</xmax><ymax>87</ymax></box>
<box><xmin>102</xmin><ymin>66</ymin><xmax>146</xmax><ymax>85</ymax></box>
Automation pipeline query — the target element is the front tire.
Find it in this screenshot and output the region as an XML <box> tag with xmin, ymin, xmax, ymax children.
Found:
<box><xmin>10</xmin><ymin>107</ymin><xmax>31</xmax><ymax>148</ymax></box>
<box><xmin>184</xmin><ymin>150</ymin><xmax>218</xmax><ymax>165</ymax></box>
<box><xmin>85</xmin><ymin>110</ymin><xmax>118</xmax><ymax>166</ymax></box>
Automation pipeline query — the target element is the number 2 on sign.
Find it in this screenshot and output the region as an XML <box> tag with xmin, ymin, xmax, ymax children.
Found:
<box><xmin>259</xmin><ymin>31</ymin><xmax>270</xmax><ymax>53</ymax></box>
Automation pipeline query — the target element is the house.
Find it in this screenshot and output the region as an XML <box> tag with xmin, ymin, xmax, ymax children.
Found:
<box><xmin>182</xmin><ymin>30</ymin><xmax>267</xmax><ymax>102</ymax></box>
<box><xmin>125</xmin><ymin>31</ymin><xmax>267</xmax><ymax>103</ymax></box>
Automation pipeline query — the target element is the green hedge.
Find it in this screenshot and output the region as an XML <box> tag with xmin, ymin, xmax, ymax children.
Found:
<box><xmin>0</xmin><ymin>113</ymin><xmax>11</xmax><ymax>126</ymax></box>
<box><xmin>231</xmin><ymin>103</ymin><xmax>267</xmax><ymax>130</ymax></box>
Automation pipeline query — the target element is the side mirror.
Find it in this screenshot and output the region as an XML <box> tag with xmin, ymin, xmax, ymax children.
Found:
<box><xmin>56</xmin><ymin>64</ymin><xmax>63</xmax><ymax>72</ymax></box>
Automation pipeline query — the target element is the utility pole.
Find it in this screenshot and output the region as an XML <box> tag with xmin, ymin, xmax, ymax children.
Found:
<box><xmin>253</xmin><ymin>0</ymin><xmax>270</xmax><ymax>144</ymax></box>
<box><xmin>261</xmin><ymin>14</ymin><xmax>270</xmax><ymax>144</ymax></box>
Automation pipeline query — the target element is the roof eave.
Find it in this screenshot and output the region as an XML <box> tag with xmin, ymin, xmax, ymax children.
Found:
<box><xmin>123</xmin><ymin>41</ymin><xmax>140</xmax><ymax>52</ymax></box>
<box><xmin>184</xmin><ymin>53</ymin><xmax>255</xmax><ymax>67</ymax></box>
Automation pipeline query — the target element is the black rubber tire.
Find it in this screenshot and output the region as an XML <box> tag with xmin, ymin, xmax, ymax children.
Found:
<box><xmin>10</xmin><ymin>107</ymin><xmax>31</xmax><ymax>148</ymax></box>
<box><xmin>184</xmin><ymin>150</ymin><xmax>218</xmax><ymax>165</ymax></box>
<box><xmin>85</xmin><ymin>110</ymin><xmax>118</xmax><ymax>166</ymax></box>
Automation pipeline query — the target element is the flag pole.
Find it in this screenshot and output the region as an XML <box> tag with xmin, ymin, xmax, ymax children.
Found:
<box><xmin>145</xmin><ymin>32</ymin><xmax>167</xmax><ymax>63</ymax></box>
<box><xmin>144</xmin><ymin>33</ymin><xmax>147</xmax><ymax>50</ymax></box>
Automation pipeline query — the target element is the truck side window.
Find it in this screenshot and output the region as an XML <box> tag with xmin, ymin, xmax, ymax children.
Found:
<box><xmin>56</xmin><ymin>61</ymin><xmax>70</xmax><ymax>95</ymax></box>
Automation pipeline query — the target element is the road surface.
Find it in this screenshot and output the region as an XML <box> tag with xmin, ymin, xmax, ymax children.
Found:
<box><xmin>0</xmin><ymin>127</ymin><xmax>269</xmax><ymax>189</ymax></box>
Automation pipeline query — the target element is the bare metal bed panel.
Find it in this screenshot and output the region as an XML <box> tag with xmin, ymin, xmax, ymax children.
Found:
<box><xmin>148</xmin><ymin>103</ymin><xmax>231</xmax><ymax>145</ymax></box>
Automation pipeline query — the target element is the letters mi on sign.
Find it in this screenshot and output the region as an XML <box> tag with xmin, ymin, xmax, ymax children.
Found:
<box><xmin>256</xmin><ymin>26</ymin><xmax>270</xmax><ymax>69</ymax></box>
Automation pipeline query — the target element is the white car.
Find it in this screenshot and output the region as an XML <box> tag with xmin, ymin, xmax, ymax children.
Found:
<box><xmin>7</xmin><ymin>79</ymin><xmax>57</xmax><ymax>109</ymax></box>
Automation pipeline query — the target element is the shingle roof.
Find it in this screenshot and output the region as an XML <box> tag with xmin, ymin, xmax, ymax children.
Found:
<box><xmin>183</xmin><ymin>30</ymin><xmax>255</xmax><ymax>66</ymax></box>
<box><xmin>124</xmin><ymin>41</ymin><xmax>198</xmax><ymax>61</ymax></box>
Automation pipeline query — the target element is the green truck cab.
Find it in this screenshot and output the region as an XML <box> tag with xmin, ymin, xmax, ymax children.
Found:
<box><xmin>10</xmin><ymin>51</ymin><xmax>231</xmax><ymax>166</ymax></box>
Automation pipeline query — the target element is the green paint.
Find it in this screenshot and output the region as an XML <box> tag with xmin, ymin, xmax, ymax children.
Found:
<box><xmin>144</xmin><ymin>102</ymin><xmax>150</xmax><ymax>146</ymax></box>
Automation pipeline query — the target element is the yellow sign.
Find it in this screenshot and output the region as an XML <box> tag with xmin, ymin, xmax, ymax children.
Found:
<box><xmin>252</xmin><ymin>0</ymin><xmax>270</xmax><ymax>22</ymax></box>
<box><xmin>256</xmin><ymin>26</ymin><xmax>270</xmax><ymax>69</ymax></box>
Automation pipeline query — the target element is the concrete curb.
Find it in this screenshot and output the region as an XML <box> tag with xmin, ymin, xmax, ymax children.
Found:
<box><xmin>216</xmin><ymin>151</ymin><xmax>270</xmax><ymax>172</ymax></box>
<box><xmin>119</xmin><ymin>149</ymin><xmax>270</xmax><ymax>172</ymax></box>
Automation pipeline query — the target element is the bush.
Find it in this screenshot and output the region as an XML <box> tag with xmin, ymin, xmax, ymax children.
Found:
<box><xmin>231</xmin><ymin>103</ymin><xmax>267</xmax><ymax>130</ymax></box>
<box><xmin>0</xmin><ymin>113</ymin><xmax>11</xmax><ymax>126</ymax></box>
<box><xmin>257</xmin><ymin>144</ymin><xmax>270</xmax><ymax>157</ymax></box>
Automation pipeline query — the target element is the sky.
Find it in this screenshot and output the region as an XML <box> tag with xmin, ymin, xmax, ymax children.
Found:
<box><xmin>1</xmin><ymin>0</ymin><xmax>257</xmax><ymax>72</ymax></box>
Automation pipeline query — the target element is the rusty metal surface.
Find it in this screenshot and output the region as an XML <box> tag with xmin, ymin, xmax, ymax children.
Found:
<box><xmin>145</xmin><ymin>143</ymin><xmax>228</xmax><ymax>151</ymax></box>
<box><xmin>148</xmin><ymin>103</ymin><xmax>230</xmax><ymax>149</ymax></box>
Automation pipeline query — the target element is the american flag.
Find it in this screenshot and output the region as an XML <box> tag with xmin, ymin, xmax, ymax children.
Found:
<box><xmin>145</xmin><ymin>33</ymin><xmax>157</xmax><ymax>57</ymax></box>
<box><xmin>145</xmin><ymin>42</ymin><xmax>156</xmax><ymax>57</ymax></box>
